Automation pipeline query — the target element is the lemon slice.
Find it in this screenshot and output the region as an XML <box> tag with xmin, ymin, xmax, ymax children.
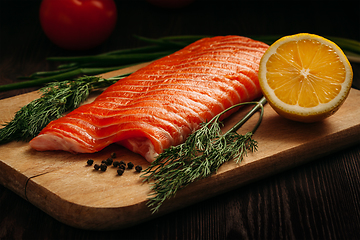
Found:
<box><xmin>258</xmin><ymin>33</ymin><xmax>353</xmax><ymax>122</ymax></box>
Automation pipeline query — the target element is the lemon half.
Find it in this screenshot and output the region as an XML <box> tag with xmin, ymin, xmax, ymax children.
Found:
<box><xmin>258</xmin><ymin>33</ymin><xmax>353</xmax><ymax>122</ymax></box>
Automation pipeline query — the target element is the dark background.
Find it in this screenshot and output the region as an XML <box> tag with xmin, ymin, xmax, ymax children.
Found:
<box><xmin>0</xmin><ymin>0</ymin><xmax>359</xmax><ymax>239</ymax></box>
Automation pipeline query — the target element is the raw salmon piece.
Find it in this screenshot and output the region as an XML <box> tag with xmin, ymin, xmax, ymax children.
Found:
<box><xmin>30</xmin><ymin>36</ymin><xmax>268</xmax><ymax>162</ymax></box>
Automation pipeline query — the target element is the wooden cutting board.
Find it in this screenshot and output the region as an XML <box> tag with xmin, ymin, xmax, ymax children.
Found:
<box><xmin>1</xmin><ymin>64</ymin><xmax>360</xmax><ymax>230</ymax></box>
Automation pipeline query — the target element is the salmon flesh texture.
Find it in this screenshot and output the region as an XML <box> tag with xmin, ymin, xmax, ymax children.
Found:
<box><xmin>29</xmin><ymin>36</ymin><xmax>269</xmax><ymax>162</ymax></box>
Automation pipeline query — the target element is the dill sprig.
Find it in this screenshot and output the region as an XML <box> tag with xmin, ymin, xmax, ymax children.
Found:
<box><xmin>142</xmin><ymin>97</ymin><xmax>267</xmax><ymax>213</ymax></box>
<box><xmin>0</xmin><ymin>74</ymin><xmax>130</xmax><ymax>144</ymax></box>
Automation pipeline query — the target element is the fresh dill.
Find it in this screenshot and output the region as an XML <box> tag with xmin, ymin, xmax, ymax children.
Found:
<box><xmin>141</xmin><ymin>97</ymin><xmax>267</xmax><ymax>213</ymax></box>
<box><xmin>0</xmin><ymin>74</ymin><xmax>130</xmax><ymax>144</ymax></box>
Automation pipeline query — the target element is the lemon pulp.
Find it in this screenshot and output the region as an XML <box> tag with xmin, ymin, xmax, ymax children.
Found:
<box><xmin>259</xmin><ymin>33</ymin><xmax>353</xmax><ymax>122</ymax></box>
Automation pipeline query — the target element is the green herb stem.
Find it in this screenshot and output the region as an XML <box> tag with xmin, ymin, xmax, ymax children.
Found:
<box><xmin>251</xmin><ymin>35</ymin><xmax>360</xmax><ymax>55</ymax></box>
<box><xmin>133</xmin><ymin>35</ymin><xmax>190</xmax><ymax>48</ymax></box>
<box><xmin>47</xmin><ymin>50</ymin><xmax>175</xmax><ymax>64</ymax></box>
<box><xmin>142</xmin><ymin>96</ymin><xmax>267</xmax><ymax>213</ymax></box>
<box><xmin>0</xmin><ymin>66</ymin><xmax>131</xmax><ymax>92</ymax></box>
<box><xmin>326</xmin><ymin>36</ymin><xmax>360</xmax><ymax>53</ymax></box>
<box><xmin>52</xmin><ymin>45</ymin><xmax>168</xmax><ymax>69</ymax></box>
<box><xmin>19</xmin><ymin>66</ymin><xmax>79</xmax><ymax>79</ymax></box>
<box><xmin>2</xmin><ymin>35</ymin><xmax>358</xmax><ymax>93</ymax></box>
<box><xmin>0</xmin><ymin>74</ymin><xmax>129</xmax><ymax>143</ymax></box>
<box><xmin>160</xmin><ymin>35</ymin><xmax>213</xmax><ymax>42</ymax></box>
<box><xmin>90</xmin><ymin>44</ymin><xmax>170</xmax><ymax>56</ymax></box>
<box><xmin>47</xmin><ymin>34</ymin><xmax>208</xmax><ymax>63</ymax></box>
<box><xmin>0</xmin><ymin>50</ymin><xmax>176</xmax><ymax>92</ymax></box>
<box><xmin>225</xmin><ymin>96</ymin><xmax>267</xmax><ymax>134</ymax></box>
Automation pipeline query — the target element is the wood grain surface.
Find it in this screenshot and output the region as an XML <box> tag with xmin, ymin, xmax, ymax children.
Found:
<box><xmin>1</xmin><ymin>0</ymin><xmax>360</xmax><ymax>239</ymax></box>
<box><xmin>1</xmin><ymin>64</ymin><xmax>359</xmax><ymax>230</ymax></box>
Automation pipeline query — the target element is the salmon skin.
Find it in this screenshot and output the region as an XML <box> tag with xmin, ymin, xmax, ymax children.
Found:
<box><xmin>30</xmin><ymin>36</ymin><xmax>269</xmax><ymax>162</ymax></box>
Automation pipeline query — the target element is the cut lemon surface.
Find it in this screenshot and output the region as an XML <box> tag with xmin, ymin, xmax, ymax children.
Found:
<box><xmin>258</xmin><ymin>33</ymin><xmax>353</xmax><ymax>122</ymax></box>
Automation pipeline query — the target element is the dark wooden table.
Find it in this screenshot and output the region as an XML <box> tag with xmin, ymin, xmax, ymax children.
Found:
<box><xmin>1</xmin><ymin>0</ymin><xmax>359</xmax><ymax>239</ymax></box>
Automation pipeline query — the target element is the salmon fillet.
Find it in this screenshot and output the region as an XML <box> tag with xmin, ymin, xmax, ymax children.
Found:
<box><xmin>29</xmin><ymin>36</ymin><xmax>269</xmax><ymax>162</ymax></box>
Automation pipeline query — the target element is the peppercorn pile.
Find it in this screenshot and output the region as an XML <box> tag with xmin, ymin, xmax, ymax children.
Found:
<box><xmin>86</xmin><ymin>152</ymin><xmax>142</xmax><ymax>175</ymax></box>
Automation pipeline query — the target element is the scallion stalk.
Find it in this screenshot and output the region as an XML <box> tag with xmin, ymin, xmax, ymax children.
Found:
<box><xmin>1</xmin><ymin>35</ymin><xmax>359</xmax><ymax>93</ymax></box>
<box><xmin>0</xmin><ymin>66</ymin><xmax>129</xmax><ymax>92</ymax></box>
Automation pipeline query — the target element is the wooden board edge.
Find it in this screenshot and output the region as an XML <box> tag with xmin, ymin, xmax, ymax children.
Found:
<box><xmin>0</xmin><ymin>160</ymin><xmax>28</xmax><ymax>200</ymax></box>
<box><xmin>155</xmin><ymin>124</ymin><xmax>360</xmax><ymax>220</ymax></box>
<box><xmin>23</xmin><ymin>123</ymin><xmax>360</xmax><ymax>230</ymax></box>
<box><xmin>25</xmin><ymin>178</ymin><xmax>157</xmax><ymax>230</ymax></box>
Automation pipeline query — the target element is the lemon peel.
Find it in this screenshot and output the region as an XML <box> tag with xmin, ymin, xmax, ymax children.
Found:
<box><xmin>258</xmin><ymin>33</ymin><xmax>353</xmax><ymax>122</ymax></box>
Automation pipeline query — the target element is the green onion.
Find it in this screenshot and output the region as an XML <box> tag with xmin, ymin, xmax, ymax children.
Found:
<box><xmin>1</xmin><ymin>34</ymin><xmax>359</xmax><ymax>93</ymax></box>
<box><xmin>0</xmin><ymin>66</ymin><xmax>128</xmax><ymax>92</ymax></box>
<box><xmin>47</xmin><ymin>50</ymin><xmax>176</xmax><ymax>64</ymax></box>
<box><xmin>0</xmin><ymin>74</ymin><xmax>130</xmax><ymax>143</ymax></box>
<box><xmin>251</xmin><ymin>35</ymin><xmax>360</xmax><ymax>56</ymax></box>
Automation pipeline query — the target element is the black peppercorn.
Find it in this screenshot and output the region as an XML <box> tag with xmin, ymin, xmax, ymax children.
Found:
<box><xmin>135</xmin><ymin>165</ymin><xmax>142</xmax><ymax>173</ymax></box>
<box><xmin>87</xmin><ymin>159</ymin><xmax>94</xmax><ymax>166</ymax></box>
<box><xmin>117</xmin><ymin>169</ymin><xmax>124</xmax><ymax>176</ymax></box>
<box><xmin>111</xmin><ymin>152</ymin><xmax>117</xmax><ymax>158</ymax></box>
<box><xmin>100</xmin><ymin>163</ymin><xmax>107</xmax><ymax>171</ymax></box>
<box><xmin>94</xmin><ymin>164</ymin><xmax>100</xmax><ymax>170</ymax></box>
<box><xmin>127</xmin><ymin>162</ymin><xmax>134</xmax><ymax>169</ymax></box>
<box><xmin>113</xmin><ymin>161</ymin><xmax>120</xmax><ymax>167</ymax></box>
<box><xmin>105</xmin><ymin>158</ymin><xmax>113</xmax><ymax>165</ymax></box>
<box><xmin>119</xmin><ymin>160</ymin><xmax>126</xmax><ymax>166</ymax></box>
<box><xmin>118</xmin><ymin>164</ymin><xmax>125</xmax><ymax>170</ymax></box>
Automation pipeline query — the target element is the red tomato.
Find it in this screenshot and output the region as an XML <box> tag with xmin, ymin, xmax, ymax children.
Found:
<box><xmin>39</xmin><ymin>0</ymin><xmax>117</xmax><ymax>50</ymax></box>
